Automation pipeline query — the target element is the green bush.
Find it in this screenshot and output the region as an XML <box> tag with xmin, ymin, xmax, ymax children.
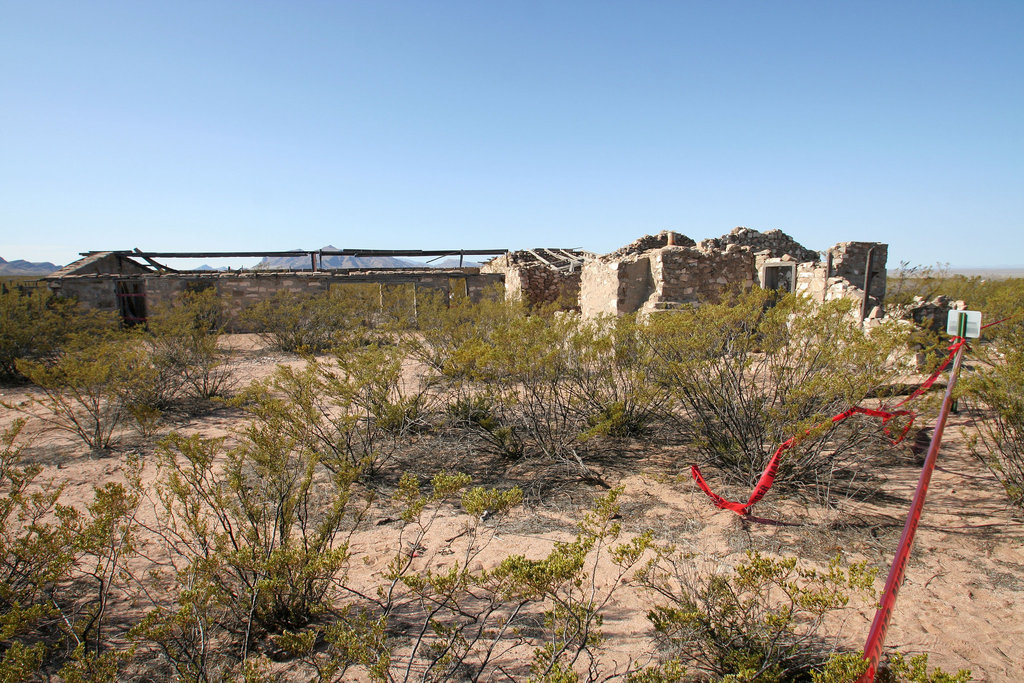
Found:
<box><xmin>239</xmin><ymin>341</ymin><xmax>434</xmax><ymax>477</ymax></box>
<box><xmin>9</xmin><ymin>334</ymin><xmax>153</xmax><ymax>450</ymax></box>
<box><xmin>638</xmin><ymin>549</ymin><xmax>876</xmax><ymax>682</ymax></box>
<box><xmin>147</xmin><ymin>288</ymin><xmax>235</xmax><ymax>405</ymax></box>
<box><xmin>965</xmin><ymin>322</ymin><xmax>1024</xmax><ymax>510</ymax></box>
<box><xmin>0</xmin><ymin>288</ymin><xmax>112</xmax><ymax>382</ymax></box>
<box><xmin>242</xmin><ymin>286</ymin><xmax>379</xmax><ymax>354</ymax></box>
<box><xmin>643</xmin><ymin>289</ymin><xmax>910</xmax><ymax>496</ymax></box>
<box><xmin>152</xmin><ymin>430</ymin><xmax>362</xmax><ymax>635</ymax></box>
<box><xmin>414</xmin><ymin>298</ymin><xmax>667</xmax><ymax>477</ymax></box>
<box><xmin>813</xmin><ymin>652</ymin><xmax>971</xmax><ymax>683</ymax></box>
<box><xmin>0</xmin><ymin>422</ymin><xmax>141</xmax><ymax>681</ymax></box>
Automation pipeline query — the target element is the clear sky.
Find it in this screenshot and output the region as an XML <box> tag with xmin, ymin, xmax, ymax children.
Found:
<box><xmin>2</xmin><ymin>1</ymin><xmax>1022</xmax><ymax>268</ymax></box>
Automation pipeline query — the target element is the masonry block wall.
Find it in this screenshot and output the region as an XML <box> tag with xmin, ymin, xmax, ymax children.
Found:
<box><xmin>48</xmin><ymin>262</ymin><xmax>503</xmax><ymax>331</ymax></box>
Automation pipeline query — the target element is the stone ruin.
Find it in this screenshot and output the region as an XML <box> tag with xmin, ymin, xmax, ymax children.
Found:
<box><xmin>897</xmin><ymin>295</ymin><xmax>967</xmax><ymax>334</ymax></box>
<box><xmin>46</xmin><ymin>231</ymin><xmax>889</xmax><ymax>327</ymax></box>
<box><xmin>46</xmin><ymin>251</ymin><xmax>504</xmax><ymax>330</ymax></box>
<box><xmin>481</xmin><ymin>248</ymin><xmax>590</xmax><ymax>310</ymax></box>
<box><xmin>579</xmin><ymin>227</ymin><xmax>888</xmax><ymax>320</ymax></box>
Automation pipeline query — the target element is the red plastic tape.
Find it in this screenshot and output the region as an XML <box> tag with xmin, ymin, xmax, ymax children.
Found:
<box><xmin>691</xmin><ymin>340</ymin><xmax>963</xmax><ymax>515</ymax></box>
<box><xmin>856</xmin><ymin>341</ymin><xmax>967</xmax><ymax>682</ymax></box>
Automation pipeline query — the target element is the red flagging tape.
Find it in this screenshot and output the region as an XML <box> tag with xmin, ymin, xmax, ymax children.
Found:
<box><xmin>856</xmin><ymin>340</ymin><xmax>968</xmax><ymax>682</ymax></box>
<box><xmin>692</xmin><ymin>339</ymin><xmax>966</xmax><ymax>516</ymax></box>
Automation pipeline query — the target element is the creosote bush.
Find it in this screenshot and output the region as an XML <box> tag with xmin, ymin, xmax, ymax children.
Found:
<box><xmin>637</xmin><ymin>548</ymin><xmax>877</xmax><ymax>682</ymax></box>
<box><xmin>964</xmin><ymin>321</ymin><xmax>1024</xmax><ymax>511</ymax></box>
<box><xmin>145</xmin><ymin>288</ymin><xmax>235</xmax><ymax>406</ymax></box>
<box><xmin>238</xmin><ymin>340</ymin><xmax>433</xmax><ymax>478</ymax></box>
<box><xmin>813</xmin><ymin>652</ymin><xmax>971</xmax><ymax>683</ymax></box>
<box><xmin>412</xmin><ymin>294</ymin><xmax>669</xmax><ymax>480</ymax></box>
<box><xmin>0</xmin><ymin>420</ymin><xmax>142</xmax><ymax>681</ymax></box>
<box><xmin>0</xmin><ymin>287</ymin><xmax>112</xmax><ymax>382</ymax></box>
<box><xmin>9</xmin><ymin>333</ymin><xmax>153</xmax><ymax>450</ymax></box>
<box><xmin>643</xmin><ymin>289</ymin><xmax>911</xmax><ymax>497</ymax></box>
<box><xmin>242</xmin><ymin>286</ymin><xmax>379</xmax><ymax>353</ymax></box>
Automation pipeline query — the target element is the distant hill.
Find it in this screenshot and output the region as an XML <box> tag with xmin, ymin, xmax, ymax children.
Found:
<box><xmin>429</xmin><ymin>258</ymin><xmax>482</xmax><ymax>269</ymax></box>
<box><xmin>0</xmin><ymin>256</ymin><xmax>60</xmax><ymax>276</ymax></box>
<box><xmin>888</xmin><ymin>266</ymin><xmax>1024</xmax><ymax>279</ymax></box>
<box><xmin>255</xmin><ymin>246</ymin><xmax>418</xmax><ymax>270</ymax></box>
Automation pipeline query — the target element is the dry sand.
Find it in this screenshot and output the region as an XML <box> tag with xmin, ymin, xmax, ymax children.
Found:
<box><xmin>1</xmin><ymin>334</ymin><xmax>1021</xmax><ymax>681</ymax></box>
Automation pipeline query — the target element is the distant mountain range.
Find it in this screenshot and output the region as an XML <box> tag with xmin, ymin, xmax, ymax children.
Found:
<box><xmin>253</xmin><ymin>247</ymin><xmax>481</xmax><ymax>270</ymax></box>
<box><xmin>0</xmin><ymin>256</ymin><xmax>60</xmax><ymax>276</ymax></box>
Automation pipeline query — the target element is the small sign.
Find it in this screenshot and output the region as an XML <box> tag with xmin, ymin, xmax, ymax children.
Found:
<box><xmin>946</xmin><ymin>310</ymin><xmax>982</xmax><ymax>338</ymax></box>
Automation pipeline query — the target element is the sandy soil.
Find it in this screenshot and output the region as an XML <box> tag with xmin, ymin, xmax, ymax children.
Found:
<box><xmin>1</xmin><ymin>334</ymin><xmax>1021</xmax><ymax>681</ymax></box>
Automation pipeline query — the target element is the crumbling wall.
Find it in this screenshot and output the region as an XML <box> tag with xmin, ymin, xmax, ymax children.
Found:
<box><xmin>795</xmin><ymin>242</ymin><xmax>888</xmax><ymax>319</ymax></box>
<box><xmin>699</xmin><ymin>227</ymin><xmax>819</xmax><ymax>264</ymax></box>
<box><xmin>579</xmin><ymin>253</ymin><xmax>654</xmax><ymax>317</ymax></box>
<box><xmin>48</xmin><ymin>270</ymin><xmax>503</xmax><ymax>331</ymax></box>
<box><xmin>605</xmin><ymin>231</ymin><xmax>695</xmax><ymax>259</ymax></box>
<box><xmin>482</xmin><ymin>252</ymin><xmax>581</xmax><ymax>309</ymax></box>
<box><xmin>581</xmin><ymin>229</ymin><xmax>886</xmax><ymax>320</ymax></box>
<box><xmin>580</xmin><ymin>234</ymin><xmax>756</xmax><ymax>317</ymax></box>
<box><xmin>897</xmin><ymin>295</ymin><xmax>966</xmax><ymax>333</ymax></box>
<box><xmin>646</xmin><ymin>245</ymin><xmax>755</xmax><ymax>311</ymax></box>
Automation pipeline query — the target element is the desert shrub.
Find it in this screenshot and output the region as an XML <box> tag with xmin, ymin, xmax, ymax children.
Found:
<box><xmin>813</xmin><ymin>652</ymin><xmax>971</xmax><ymax>683</ymax></box>
<box><xmin>243</xmin><ymin>287</ymin><xmax>379</xmax><ymax>354</ymax></box>
<box><xmin>150</xmin><ymin>427</ymin><xmax>366</xmax><ymax>664</ymax></box>
<box><xmin>964</xmin><ymin>322</ymin><xmax>1024</xmax><ymax>510</ymax></box>
<box><xmin>643</xmin><ymin>289</ymin><xmax>910</xmax><ymax>495</ymax></box>
<box><xmin>408</xmin><ymin>288</ymin><xmax>527</xmax><ymax>376</ymax></box>
<box><xmin>240</xmin><ymin>342</ymin><xmax>433</xmax><ymax>477</ymax></box>
<box><xmin>414</xmin><ymin>297</ymin><xmax>669</xmax><ymax>476</ymax></box>
<box><xmin>289</xmin><ymin>482</ymin><xmax>650</xmax><ymax>682</ymax></box>
<box><xmin>54</xmin><ymin>466</ymin><xmax>142</xmax><ymax>682</ymax></box>
<box><xmin>637</xmin><ymin>548</ymin><xmax>876</xmax><ymax>682</ymax></box>
<box><xmin>9</xmin><ymin>333</ymin><xmax>154</xmax><ymax>450</ymax></box>
<box><xmin>0</xmin><ymin>288</ymin><xmax>112</xmax><ymax>382</ymax></box>
<box><xmin>151</xmin><ymin>430</ymin><xmax>363</xmax><ymax>633</ymax></box>
<box><xmin>0</xmin><ymin>422</ymin><xmax>141</xmax><ymax>681</ymax></box>
<box><xmin>886</xmin><ymin>262</ymin><xmax>954</xmax><ymax>308</ymax></box>
<box><xmin>147</xmin><ymin>288</ymin><xmax>235</xmax><ymax>405</ymax></box>
<box><xmin>136</xmin><ymin>427</ymin><xmax>368</xmax><ymax>680</ymax></box>
<box><xmin>0</xmin><ymin>419</ymin><xmax>74</xmax><ymax>678</ymax></box>
<box><xmin>887</xmin><ymin>264</ymin><xmax>1024</xmax><ymax>341</ymax></box>
<box><xmin>568</xmin><ymin>314</ymin><xmax>671</xmax><ymax>439</ymax></box>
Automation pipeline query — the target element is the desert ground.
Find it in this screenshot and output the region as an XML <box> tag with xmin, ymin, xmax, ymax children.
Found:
<box><xmin>2</xmin><ymin>333</ymin><xmax>1021</xmax><ymax>681</ymax></box>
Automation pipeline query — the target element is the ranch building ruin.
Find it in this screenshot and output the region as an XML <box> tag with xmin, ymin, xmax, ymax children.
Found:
<box><xmin>45</xmin><ymin>228</ymin><xmax>887</xmax><ymax>327</ymax></box>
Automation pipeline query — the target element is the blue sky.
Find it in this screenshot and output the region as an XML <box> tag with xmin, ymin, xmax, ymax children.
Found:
<box><xmin>2</xmin><ymin>1</ymin><xmax>1022</xmax><ymax>268</ymax></box>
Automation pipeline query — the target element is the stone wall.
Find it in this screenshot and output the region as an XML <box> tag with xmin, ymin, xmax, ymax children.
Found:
<box><xmin>581</xmin><ymin>229</ymin><xmax>886</xmax><ymax>320</ymax></box>
<box><xmin>580</xmin><ymin>239</ymin><xmax>756</xmax><ymax>317</ymax></box>
<box><xmin>699</xmin><ymin>227</ymin><xmax>820</xmax><ymax>264</ymax></box>
<box><xmin>646</xmin><ymin>245</ymin><xmax>756</xmax><ymax>311</ymax></box>
<box><xmin>481</xmin><ymin>252</ymin><xmax>582</xmax><ymax>309</ymax></box>
<box><xmin>793</xmin><ymin>242</ymin><xmax>888</xmax><ymax>319</ymax></box>
<box><xmin>48</xmin><ymin>269</ymin><xmax>503</xmax><ymax>331</ymax></box>
<box><xmin>579</xmin><ymin>253</ymin><xmax>654</xmax><ymax>317</ymax></box>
